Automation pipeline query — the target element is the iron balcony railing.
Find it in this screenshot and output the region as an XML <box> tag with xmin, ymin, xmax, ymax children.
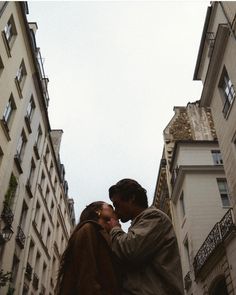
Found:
<box><xmin>1</xmin><ymin>202</ymin><xmax>14</xmax><ymax>226</ymax></box>
<box><xmin>16</xmin><ymin>225</ymin><xmax>26</xmax><ymax>249</ymax></box>
<box><xmin>193</xmin><ymin>209</ymin><xmax>235</xmax><ymax>276</ymax></box>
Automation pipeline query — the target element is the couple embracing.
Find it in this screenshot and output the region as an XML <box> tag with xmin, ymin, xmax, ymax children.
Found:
<box><xmin>56</xmin><ymin>179</ymin><xmax>184</xmax><ymax>295</ymax></box>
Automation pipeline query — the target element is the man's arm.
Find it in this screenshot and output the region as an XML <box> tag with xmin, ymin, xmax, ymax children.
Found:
<box><xmin>110</xmin><ymin>211</ymin><xmax>173</xmax><ymax>263</ymax></box>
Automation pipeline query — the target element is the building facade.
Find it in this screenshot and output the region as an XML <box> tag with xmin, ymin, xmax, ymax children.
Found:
<box><xmin>153</xmin><ymin>103</ymin><xmax>236</xmax><ymax>294</ymax></box>
<box><xmin>194</xmin><ymin>1</ymin><xmax>236</xmax><ymax>223</ymax></box>
<box><xmin>0</xmin><ymin>2</ymin><xmax>75</xmax><ymax>294</ymax></box>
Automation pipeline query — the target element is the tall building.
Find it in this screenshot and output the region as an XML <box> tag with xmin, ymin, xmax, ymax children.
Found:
<box><xmin>194</xmin><ymin>1</ymin><xmax>236</xmax><ymax>223</ymax></box>
<box><xmin>153</xmin><ymin>103</ymin><xmax>236</xmax><ymax>294</ymax></box>
<box><xmin>0</xmin><ymin>2</ymin><xmax>75</xmax><ymax>294</ymax></box>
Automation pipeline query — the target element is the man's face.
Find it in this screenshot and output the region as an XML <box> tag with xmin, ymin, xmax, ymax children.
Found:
<box><xmin>111</xmin><ymin>193</ymin><xmax>132</xmax><ymax>223</ymax></box>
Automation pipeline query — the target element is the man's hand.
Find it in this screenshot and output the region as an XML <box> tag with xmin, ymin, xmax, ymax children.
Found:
<box><xmin>107</xmin><ymin>217</ymin><xmax>121</xmax><ymax>232</ymax></box>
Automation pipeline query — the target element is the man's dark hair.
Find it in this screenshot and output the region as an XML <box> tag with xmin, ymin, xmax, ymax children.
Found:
<box><xmin>109</xmin><ymin>178</ymin><xmax>148</xmax><ymax>208</ymax></box>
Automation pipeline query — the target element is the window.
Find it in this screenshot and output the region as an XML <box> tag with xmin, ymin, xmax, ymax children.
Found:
<box><xmin>40</xmin><ymin>170</ymin><xmax>45</xmax><ymax>191</ymax></box>
<box><xmin>40</xmin><ymin>215</ymin><xmax>46</xmax><ymax>238</ymax></box>
<box><xmin>35</xmin><ymin>125</ymin><xmax>42</xmax><ymax>149</ymax></box>
<box><xmin>15</xmin><ymin>60</ymin><xmax>27</xmax><ymax>96</ymax></box>
<box><xmin>26</xmin><ymin>96</ymin><xmax>35</xmax><ymax>121</ymax></box>
<box><xmin>0</xmin><ymin>55</ymin><xmax>4</xmax><ymax>76</ymax></box>
<box><xmin>28</xmin><ymin>159</ymin><xmax>36</xmax><ymax>187</ymax></box>
<box><xmin>217</xmin><ymin>179</ymin><xmax>231</xmax><ymax>207</ymax></box>
<box><xmin>19</xmin><ymin>201</ymin><xmax>28</xmax><ymax>231</ymax></box>
<box><xmin>34</xmin><ymin>201</ymin><xmax>40</xmax><ymax>226</ymax></box>
<box><xmin>1</xmin><ymin>94</ymin><xmax>16</xmax><ymax>133</ymax></box>
<box><xmin>0</xmin><ymin>145</ymin><xmax>3</xmax><ymax>166</ymax></box>
<box><xmin>180</xmin><ymin>191</ymin><xmax>185</xmax><ymax>217</ymax></box>
<box><xmin>42</xmin><ymin>263</ymin><xmax>47</xmax><ymax>284</ymax></box>
<box><xmin>27</xmin><ymin>239</ymin><xmax>35</xmax><ymax>266</ymax></box>
<box><xmin>184</xmin><ymin>237</ymin><xmax>190</xmax><ymax>267</ymax></box>
<box><xmin>11</xmin><ymin>254</ymin><xmax>20</xmax><ymax>285</ymax></box>
<box><xmin>49</xmin><ymin>161</ymin><xmax>54</xmax><ymax>178</ymax></box>
<box><xmin>2</xmin><ymin>15</ymin><xmax>17</xmax><ymax>55</ymax></box>
<box><xmin>50</xmin><ymin>201</ymin><xmax>54</xmax><ymax>216</ymax></box>
<box><xmin>46</xmin><ymin>229</ymin><xmax>51</xmax><ymax>248</ymax></box>
<box><xmin>219</xmin><ymin>67</ymin><xmax>235</xmax><ymax>118</ymax></box>
<box><xmin>45</xmin><ymin>186</ymin><xmax>50</xmax><ymax>200</ymax></box>
<box><xmin>16</xmin><ymin>129</ymin><xmax>27</xmax><ymax>162</ymax></box>
<box><xmin>211</xmin><ymin>150</ymin><xmax>223</xmax><ymax>165</ymax></box>
<box><xmin>45</xmin><ymin>145</ymin><xmax>50</xmax><ymax>163</ymax></box>
<box><xmin>25</xmin><ymin>97</ymin><xmax>35</xmax><ymax>133</ymax></box>
<box><xmin>34</xmin><ymin>252</ymin><xmax>41</xmax><ymax>274</ymax></box>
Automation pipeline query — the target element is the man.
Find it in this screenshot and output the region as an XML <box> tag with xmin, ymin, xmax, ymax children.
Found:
<box><xmin>108</xmin><ymin>178</ymin><xmax>184</xmax><ymax>295</ymax></box>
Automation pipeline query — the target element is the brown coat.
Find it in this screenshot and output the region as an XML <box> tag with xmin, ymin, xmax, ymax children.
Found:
<box><xmin>58</xmin><ymin>221</ymin><xmax>121</xmax><ymax>295</ymax></box>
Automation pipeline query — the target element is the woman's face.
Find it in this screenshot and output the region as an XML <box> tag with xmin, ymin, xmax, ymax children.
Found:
<box><xmin>98</xmin><ymin>203</ymin><xmax>116</xmax><ymax>232</ymax></box>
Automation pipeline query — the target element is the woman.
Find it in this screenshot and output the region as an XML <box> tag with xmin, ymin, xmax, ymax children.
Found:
<box><xmin>56</xmin><ymin>201</ymin><xmax>121</xmax><ymax>295</ymax></box>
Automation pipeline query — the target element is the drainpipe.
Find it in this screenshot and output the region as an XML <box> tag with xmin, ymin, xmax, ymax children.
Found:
<box><xmin>219</xmin><ymin>1</ymin><xmax>236</xmax><ymax>40</ymax></box>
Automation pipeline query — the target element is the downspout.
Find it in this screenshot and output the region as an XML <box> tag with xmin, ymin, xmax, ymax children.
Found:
<box><xmin>219</xmin><ymin>1</ymin><xmax>236</xmax><ymax>41</ymax></box>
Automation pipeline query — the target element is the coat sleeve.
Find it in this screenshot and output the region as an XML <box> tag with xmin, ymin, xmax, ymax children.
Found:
<box><xmin>110</xmin><ymin>210</ymin><xmax>173</xmax><ymax>263</ymax></box>
<box><xmin>74</xmin><ymin>223</ymin><xmax>103</xmax><ymax>295</ymax></box>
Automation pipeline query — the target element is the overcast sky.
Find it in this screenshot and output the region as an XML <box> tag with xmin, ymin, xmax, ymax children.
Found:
<box><xmin>27</xmin><ymin>1</ymin><xmax>207</xmax><ymax>225</ymax></box>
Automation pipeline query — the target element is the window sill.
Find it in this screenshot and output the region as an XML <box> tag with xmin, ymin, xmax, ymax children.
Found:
<box><xmin>0</xmin><ymin>119</ymin><xmax>11</xmax><ymax>141</ymax></box>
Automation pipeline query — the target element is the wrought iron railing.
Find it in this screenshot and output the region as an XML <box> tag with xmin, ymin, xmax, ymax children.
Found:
<box><xmin>193</xmin><ymin>209</ymin><xmax>235</xmax><ymax>276</ymax></box>
<box><xmin>1</xmin><ymin>202</ymin><xmax>14</xmax><ymax>226</ymax></box>
<box><xmin>15</xmin><ymin>225</ymin><xmax>26</xmax><ymax>249</ymax></box>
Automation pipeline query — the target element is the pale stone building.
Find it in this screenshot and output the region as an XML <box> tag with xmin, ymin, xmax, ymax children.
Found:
<box><xmin>153</xmin><ymin>103</ymin><xmax>236</xmax><ymax>294</ymax></box>
<box><xmin>0</xmin><ymin>2</ymin><xmax>75</xmax><ymax>294</ymax></box>
<box><xmin>193</xmin><ymin>1</ymin><xmax>236</xmax><ymax>292</ymax></box>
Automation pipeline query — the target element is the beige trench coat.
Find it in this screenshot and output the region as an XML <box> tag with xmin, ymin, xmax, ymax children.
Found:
<box><xmin>110</xmin><ymin>206</ymin><xmax>184</xmax><ymax>295</ymax></box>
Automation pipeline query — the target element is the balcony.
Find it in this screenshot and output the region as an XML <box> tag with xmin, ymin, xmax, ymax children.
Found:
<box><xmin>193</xmin><ymin>209</ymin><xmax>236</xmax><ymax>276</ymax></box>
<box><xmin>32</xmin><ymin>273</ymin><xmax>39</xmax><ymax>290</ymax></box>
<box><xmin>16</xmin><ymin>225</ymin><xmax>26</xmax><ymax>249</ymax></box>
<box><xmin>25</xmin><ymin>262</ymin><xmax>33</xmax><ymax>281</ymax></box>
<box><xmin>1</xmin><ymin>202</ymin><xmax>14</xmax><ymax>226</ymax></box>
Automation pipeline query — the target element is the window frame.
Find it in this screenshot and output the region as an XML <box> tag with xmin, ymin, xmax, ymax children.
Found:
<box><xmin>219</xmin><ymin>67</ymin><xmax>236</xmax><ymax>118</ymax></box>
<box><xmin>1</xmin><ymin>94</ymin><xmax>16</xmax><ymax>140</ymax></box>
<box><xmin>15</xmin><ymin>59</ymin><xmax>27</xmax><ymax>97</ymax></box>
<box><xmin>217</xmin><ymin>178</ymin><xmax>231</xmax><ymax>208</ymax></box>
<box><xmin>211</xmin><ymin>150</ymin><xmax>223</xmax><ymax>165</ymax></box>
<box><xmin>1</xmin><ymin>14</ymin><xmax>17</xmax><ymax>57</ymax></box>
